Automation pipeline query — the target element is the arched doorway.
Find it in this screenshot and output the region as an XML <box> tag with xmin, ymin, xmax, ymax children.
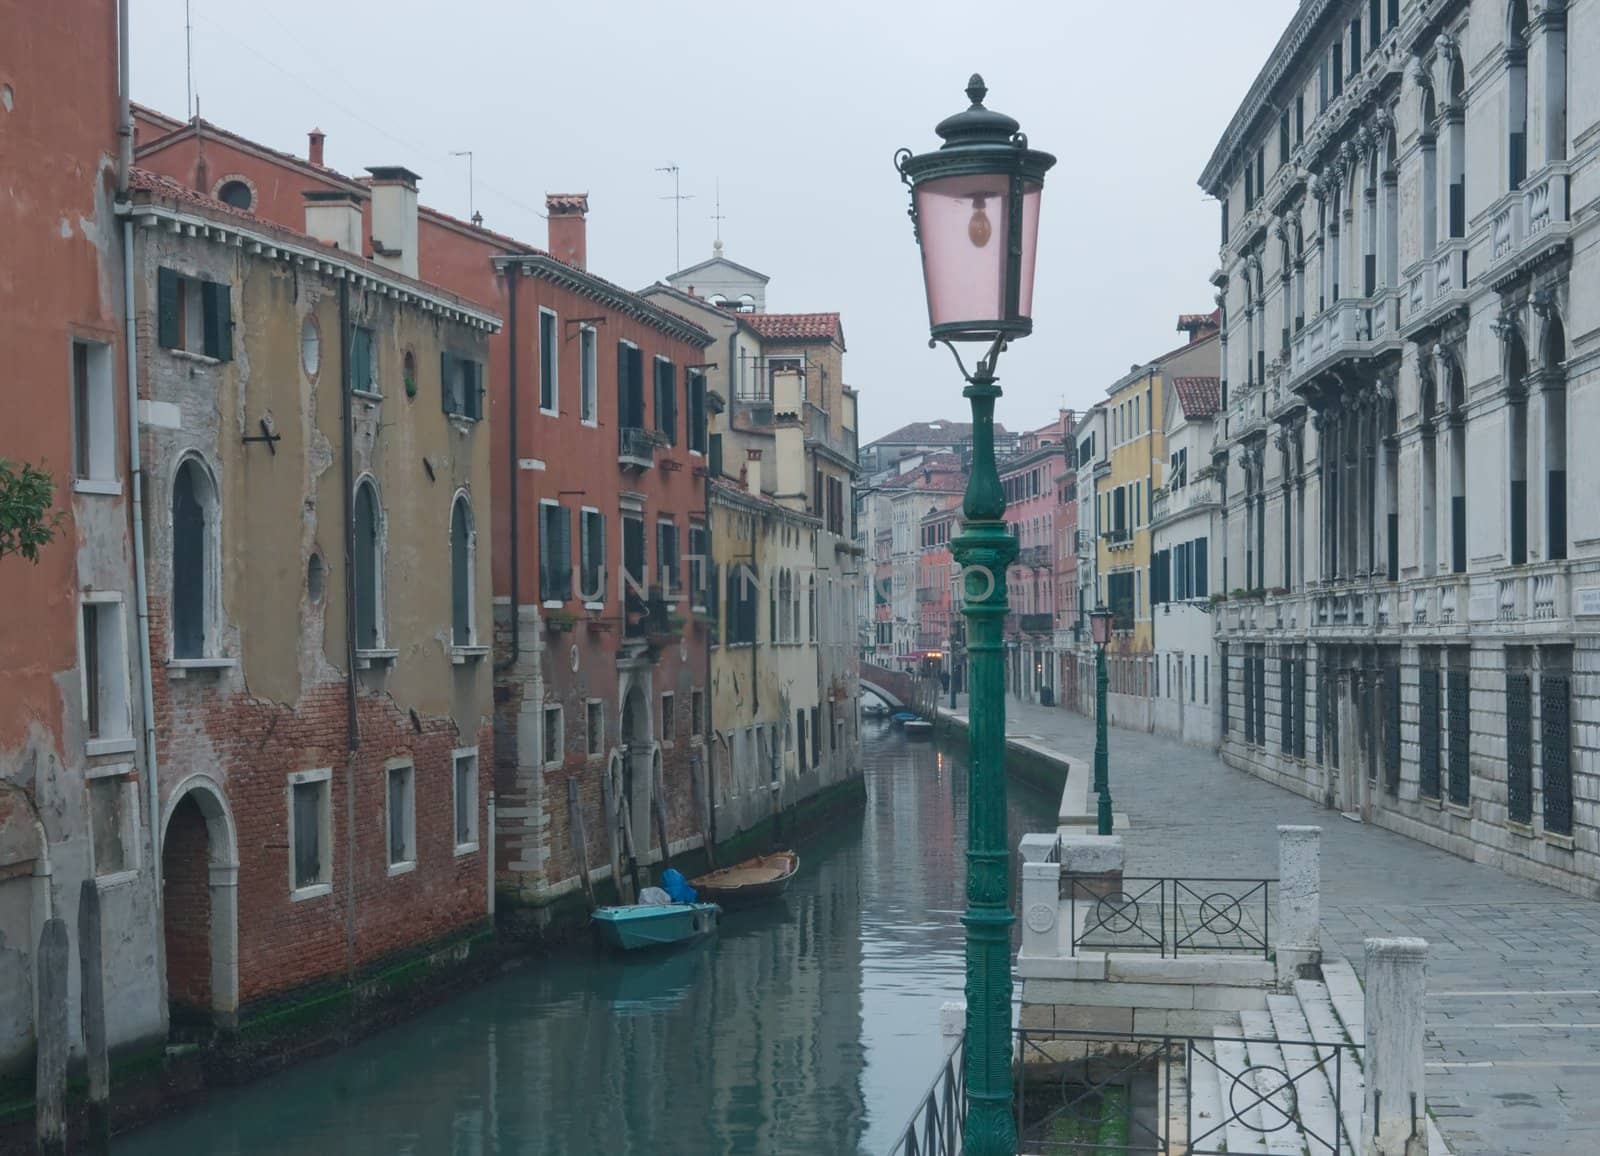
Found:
<box><xmin>619</xmin><ymin>685</ymin><xmax>652</xmax><ymax>858</ymax></box>
<box><xmin>161</xmin><ymin>778</ymin><xmax>238</xmax><ymax>1037</ymax></box>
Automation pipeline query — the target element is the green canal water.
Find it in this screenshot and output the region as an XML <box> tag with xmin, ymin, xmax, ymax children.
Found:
<box><xmin>114</xmin><ymin>724</ymin><xmax>1058</xmax><ymax>1156</ymax></box>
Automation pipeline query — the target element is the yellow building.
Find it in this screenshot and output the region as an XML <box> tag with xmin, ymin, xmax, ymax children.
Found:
<box><xmin>1095</xmin><ymin>315</ymin><xmax>1220</xmax><ymax>664</ymax></box>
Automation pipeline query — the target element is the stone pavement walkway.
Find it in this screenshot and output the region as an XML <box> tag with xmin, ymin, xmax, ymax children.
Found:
<box><xmin>949</xmin><ymin>693</ymin><xmax>1600</xmax><ymax>1156</ymax></box>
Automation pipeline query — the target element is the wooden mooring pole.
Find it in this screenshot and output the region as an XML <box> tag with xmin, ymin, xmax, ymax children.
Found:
<box><xmin>78</xmin><ymin>880</ymin><xmax>111</xmax><ymax>1154</ymax></box>
<box><xmin>568</xmin><ymin>777</ymin><xmax>595</xmax><ymax>908</ymax></box>
<box><xmin>35</xmin><ymin>917</ymin><xmax>68</xmax><ymax>1156</ymax></box>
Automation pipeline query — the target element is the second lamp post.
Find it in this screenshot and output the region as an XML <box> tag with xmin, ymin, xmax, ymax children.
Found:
<box><xmin>1089</xmin><ymin>603</ymin><xmax>1115</xmax><ymax>836</ymax></box>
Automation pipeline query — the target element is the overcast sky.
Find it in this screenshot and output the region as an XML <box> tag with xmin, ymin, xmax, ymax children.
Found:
<box><xmin>131</xmin><ymin>0</ymin><xmax>1290</xmax><ymax>442</ymax></box>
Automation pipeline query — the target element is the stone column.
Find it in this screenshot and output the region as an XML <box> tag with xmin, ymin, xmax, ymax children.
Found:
<box><xmin>1362</xmin><ymin>937</ymin><xmax>1429</xmax><ymax>1156</ymax></box>
<box><xmin>1275</xmin><ymin>825</ymin><xmax>1322</xmax><ymax>988</ymax></box>
<box><xmin>1020</xmin><ymin>858</ymin><xmax>1062</xmax><ymax>959</ymax></box>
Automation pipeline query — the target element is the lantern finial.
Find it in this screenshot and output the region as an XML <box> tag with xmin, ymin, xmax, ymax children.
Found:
<box><xmin>966</xmin><ymin>74</ymin><xmax>987</xmax><ymax>106</ymax></box>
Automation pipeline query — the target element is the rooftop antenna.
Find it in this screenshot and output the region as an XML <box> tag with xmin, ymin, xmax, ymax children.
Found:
<box><xmin>450</xmin><ymin>150</ymin><xmax>475</xmax><ymax>222</ymax></box>
<box><xmin>185</xmin><ymin>0</ymin><xmax>194</xmax><ymax>119</ymax></box>
<box><xmin>710</xmin><ymin>177</ymin><xmax>727</xmax><ymax>255</ymax></box>
<box><xmin>657</xmin><ymin>164</ymin><xmax>694</xmax><ymax>271</ymax></box>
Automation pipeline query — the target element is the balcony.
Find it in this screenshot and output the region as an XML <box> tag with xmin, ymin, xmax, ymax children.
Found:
<box><xmin>1485</xmin><ymin>163</ymin><xmax>1572</xmax><ymax>286</ymax></box>
<box><xmin>1402</xmin><ymin>240</ymin><xmax>1469</xmax><ymax>335</ymax></box>
<box><xmin>1288</xmin><ymin>292</ymin><xmax>1401</xmax><ymax>390</ymax></box>
<box><xmin>916</xmin><ymin>585</ymin><xmax>940</xmax><ymax>604</ymax></box>
<box><xmin>1018</xmin><ymin>545</ymin><xmax>1052</xmax><ymax>570</ymax></box>
<box><xmin>623</xmin><ymin>587</ymin><xmax>673</xmax><ymax>641</ymax></box>
<box><xmin>1019</xmin><ymin>613</ymin><xmax>1054</xmax><ymax>634</ymax></box>
<box><xmin>618</xmin><ymin>426</ymin><xmax>657</xmax><ymax>471</ymax></box>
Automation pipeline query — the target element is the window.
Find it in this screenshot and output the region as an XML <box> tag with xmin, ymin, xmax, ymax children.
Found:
<box><xmin>661</xmin><ymin>692</ymin><xmax>675</xmax><ymax>745</ymax></box>
<box><xmin>440</xmin><ymin>352</ymin><xmax>484</xmax><ymax>419</ymax></box>
<box><xmin>539</xmin><ymin>501</ymin><xmax>572</xmax><ymax>604</ymax></box>
<box><xmin>1295</xmin><ymin>95</ymin><xmax>1304</xmax><ymax>145</ymax></box>
<box><xmin>688</xmin><ymin>370</ymin><xmax>707</xmax><ymax>454</ymax></box>
<box><xmin>1332</xmin><ymin>43</ymin><xmax>1343</xmax><ymax>95</ymax></box>
<box><xmin>690</xmin><ymin>689</ymin><xmax>704</xmax><ymax>738</ymax></box>
<box><xmin>87</xmin><ymin>767</ymin><xmax>135</xmax><ymax>878</ymax></box>
<box><xmin>622</xmin><ymin>513</ymin><xmax>646</xmax><ymax>601</ymax></box>
<box><xmin>453</xmin><ymin>748</ymin><xmax>479</xmax><ymax>852</ymax></box>
<box><xmin>386</xmin><ymin>761</ymin><xmax>416</xmax><ymax>872</ymax></box>
<box><xmin>617</xmin><ymin>341</ymin><xmax>644</xmax><ymax>430</ymax></box>
<box><xmin>728</xmin><ymin>564</ymin><xmax>759</xmax><ymax>644</ymax></box>
<box><xmin>451</xmin><ymin>494</ymin><xmax>475</xmax><ymax>646</ymax></box>
<box><xmin>654</xmin><ymin>357</ymin><xmax>678</xmax><ymax>444</ymax></box>
<box><xmin>80</xmin><ymin>596</ymin><xmax>131</xmax><ymax>753</ymax></box>
<box><xmin>656</xmin><ymin>519</ymin><xmax>679</xmax><ymax>599</ymax></box>
<box><xmin>71</xmin><ymin>340</ymin><xmax>116</xmax><ymax>487</ymax></box>
<box><xmin>580</xmin><ymin>508</ymin><xmax>606</xmax><ymax>604</ymax></box>
<box><xmin>579</xmin><ymin>325</ymin><xmax>598</xmax><ymax>425</ymax></box>
<box><xmin>586</xmin><ymin>700</ymin><xmax>604</xmax><ymax>757</ymax></box>
<box><xmin>1279</xmin><ymin>109</ymin><xmax>1291</xmax><ymax>166</ymax></box>
<box><xmin>688</xmin><ymin>524</ymin><xmax>709</xmax><ymax>610</ymax></box>
<box><xmin>216</xmin><ymin>179</ymin><xmax>252</xmax><ymax>210</ymax></box>
<box><xmin>810</xmin><ymin>708</ymin><xmax>820</xmax><ymax>766</ymax></box>
<box><xmin>349</xmin><ymin>325</ymin><xmax>376</xmax><ymax>394</ymax></box>
<box><xmin>157</xmin><ymin>267</ymin><xmax>232</xmax><ymax>360</ymax></box>
<box><xmin>543</xmin><ymin>705</ymin><xmax>563</xmax><ymax>768</ymax></box>
<box><xmin>288</xmin><ymin>768</ymin><xmax>332</xmax><ymax>897</ymax></box>
<box><xmin>539</xmin><ymin>309</ymin><xmax>558</xmax><ymax>414</ymax></box>
<box><xmin>353</xmin><ymin>479</ymin><xmax>384</xmax><ymax>650</ymax></box>
<box><xmin>171</xmin><ymin>456</ymin><xmax>218</xmax><ymax>659</ymax></box>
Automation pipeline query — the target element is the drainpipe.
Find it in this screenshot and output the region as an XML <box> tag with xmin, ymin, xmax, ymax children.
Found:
<box><xmin>339</xmin><ymin>279</ymin><xmax>358</xmax><ymax>980</ymax></box>
<box><xmin>496</xmin><ymin>264</ymin><xmax>520</xmax><ymax>671</ymax></box>
<box><xmin>119</xmin><ymin>0</ymin><xmax>160</xmax><ymax>889</ymax></box>
<box><xmin>703</xmin><ymin>435</ymin><xmax>716</xmax><ymax>853</ymax></box>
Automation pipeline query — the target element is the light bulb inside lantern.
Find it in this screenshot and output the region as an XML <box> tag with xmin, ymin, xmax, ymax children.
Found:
<box><xmin>968</xmin><ymin>195</ymin><xmax>992</xmax><ymax>248</ymax></box>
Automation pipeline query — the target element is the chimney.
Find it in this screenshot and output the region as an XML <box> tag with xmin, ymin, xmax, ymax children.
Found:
<box><xmin>303</xmin><ymin>190</ymin><xmax>366</xmax><ymax>253</ymax></box>
<box><xmin>745</xmin><ymin>448</ymin><xmax>763</xmax><ymax>497</ymax></box>
<box><xmin>308</xmin><ymin>127</ymin><xmax>325</xmax><ymax>167</ymax></box>
<box><xmin>366</xmin><ymin>166</ymin><xmax>422</xmax><ymax>278</ymax></box>
<box><xmin>773</xmin><ymin>369</ymin><xmax>807</xmax><ymax>511</ymax></box>
<box><xmin>546</xmin><ymin>193</ymin><xmax>589</xmax><ymax>269</ymax></box>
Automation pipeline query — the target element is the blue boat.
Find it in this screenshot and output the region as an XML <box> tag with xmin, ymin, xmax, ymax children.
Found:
<box><xmin>591</xmin><ymin>901</ymin><xmax>721</xmax><ymax>951</ymax></box>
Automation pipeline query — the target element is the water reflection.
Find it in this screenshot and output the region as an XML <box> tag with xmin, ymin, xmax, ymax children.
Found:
<box><xmin>115</xmin><ymin>724</ymin><xmax>1057</xmax><ymax>1156</ymax></box>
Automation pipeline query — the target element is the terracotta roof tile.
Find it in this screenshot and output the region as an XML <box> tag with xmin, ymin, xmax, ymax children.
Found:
<box><xmin>1171</xmin><ymin>376</ymin><xmax>1222</xmax><ymax>419</ymax></box>
<box><xmin>1176</xmin><ymin>309</ymin><xmax>1221</xmax><ymax>331</ymax></box>
<box><xmin>546</xmin><ymin>193</ymin><xmax>589</xmax><ymax>213</ymax></box>
<box><xmin>741</xmin><ymin>312</ymin><xmax>842</xmax><ymax>342</ymax></box>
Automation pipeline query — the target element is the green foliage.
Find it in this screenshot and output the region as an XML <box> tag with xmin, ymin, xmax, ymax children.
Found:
<box><xmin>0</xmin><ymin>459</ymin><xmax>65</xmax><ymax>564</ymax></box>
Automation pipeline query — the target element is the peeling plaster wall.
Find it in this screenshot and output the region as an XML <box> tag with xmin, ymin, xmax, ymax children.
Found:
<box><xmin>132</xmin><ymin>210</ymin><xmax>496</xmax><ymax>1011</ymax></box>
<box><xmin>0</xmin><ymin>0</ymin><xmax>163</xmax><ymax>1074</ymax></box>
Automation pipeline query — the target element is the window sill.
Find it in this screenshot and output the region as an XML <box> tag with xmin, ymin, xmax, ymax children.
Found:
<box><xmin>73</xmin><ymin>478</ymin><xmax>123</xmax><ymax>497</ymax></box>
<box><xmin>447</xmin><ymin>414</ymin><xmax>480</xmax><ymax>431</ymax></box>
<box><xmin>453</xmin><ymin>841</ymin><xmax>480</xmax><ymax>858</ymax></box>
<box><xmin>540</xmin><ymin>407</ymin><xmax>560</xmax><ymax>418</ymax></box>
<box><xmin>351</xmin><ymin>389</ymin><xmax>384</xmax><ymax>403</ymax></box>
<box><xmin>581</xmin><ymin>419</ymin><xmax>598</xmax><ymax>429</ymax></box>
<box><xmin>1546</xmin><ymin>831</ymin><xmax>1575</xmax><ymax>852</ymax></box>
<box><xmin>356</xmin><ymin>648</ymin><xmax>399</xmax><ymax>669</ymax></box>
<box><xmin>290</xmin><ymin>882</ymin><xmax>332</xmax><ymax>903</ymax></box>
<box><xmin>95</xmin><ymin>868</ymin><xmax>141</xmax><ymax>891</ymax></box>
<box><xmin>86</xmin><ymin>736</ymin><xmax>136</xmax><ymax>758</ymax></box>
<box><xmin>167</xmin><ymin>657</ymin><xmax>236</xmax><ymax>678</ymax></box>
<box><xmin>542</xmin><ymin>600</ymin><xmax>565</xmax><ymax>610</ymax></box>
<box><xmin>450</xmin><ymin>645</ymin><xmax>490</xmax><ymax>665</ymax></box>
<box><xmin>584</xmin><ymin>601</ymin><xmax>605</xmax><ymax>612</ymax></box>
<box><xmin>1444</xmin><ymin>801</ymin><xmax>1472</xmax><ymax>820</ymax></box>
<box><xmin>169</xmin><ymin>348</ymin><xmax>223</xmax><ymax>367</ymax></box>
<box><xmin>1506</xmin><ymin>819</ymin><xmax>1535</xmax><ymax>839</ymax></box>
<box><xmin>387</xmin><ymin>860</ymin><xmax>417</xmax><ymax>878</ymax></box>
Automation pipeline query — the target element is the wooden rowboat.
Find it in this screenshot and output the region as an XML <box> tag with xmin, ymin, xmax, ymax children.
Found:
<box><xmin>689</xmin><ymin>851</ymin><xmax>800</xmax><ymax>907</ymax></box>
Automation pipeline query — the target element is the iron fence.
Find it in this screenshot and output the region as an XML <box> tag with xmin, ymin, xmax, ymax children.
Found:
<box><xmin>887</xmin><ymin>1037</ymin><xmax>965</xmax><ymax>1156</ymax></box>
<box><xmin>1015</xmin><ymin>1027</ymin><xmax>1359</xmax><ymax>1155</ymax></box>
<box><xmin>1068</xmin><ymin>877</ymin><xmax>1274</xmax><ymax>959</ymax></box>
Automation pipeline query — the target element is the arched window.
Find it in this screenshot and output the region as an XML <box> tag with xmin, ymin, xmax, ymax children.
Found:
<box><xmin>172</xmin><ymin>456</ymin><xmax>218</xmax><ymax>659</ymax></box>
<box><xmin>1543</xmin><ymin>318</ymin><xmax>1567</xmax><ymax>560</ymax></box>
<box><xmin>1421</xmin><ymin>85</ymin><xmax>1439</xmax><ymax>257</ymax></box>
<box><xmin>1508</xmin><ymin>1</ymin><xmax>1530</xmax><ymax>189</ymax></box>
<box><xmin>451</xmin><ymin>494</ymin><xmax>475</xmax><ymax>646</ymax></box>
<box><xmin>1382</xmin><ymin>129</ymin><xmax>1399</xmax><ymax>287</ymax></box>
<box><xmin>353</xmin><ymin>479</ymin><xmax>384</xmax><ymax>650</ymax></box>
<box><xmin>1507</xmin><ymin>331</ymin><xmax>1531</xmax><ymax>565</ymax></box>
<box><xmin>1448</xmin><ymin>57</ymin><xmax>1467</xmax><ymax>238</ymax></box>
<box><xmin>1544</xmin><ymin>4</ymin><xmax>1568</xmax><ymax>164</ymax></box>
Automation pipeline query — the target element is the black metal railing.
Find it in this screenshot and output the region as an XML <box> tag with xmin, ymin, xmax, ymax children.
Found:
<box><xmin>887</xmin><ymin>1037</ymin><xmax>965</xmax><ymax>1156</ymax></box>
<box><xmin>1015</xmin><ymin>1027</ymin><xmax>1360</xmax><ymax>1155</ymax></box>
<box><xmin>1068</xmin><ymin>877</ymin><xmax>1274</xmax><ymax>958</ymax></box>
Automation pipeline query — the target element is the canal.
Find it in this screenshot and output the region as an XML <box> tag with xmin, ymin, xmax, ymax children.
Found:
<box><xmin>115</xmin><ymin>723</ymin><xmax>1059</xmax><ymax>1156</ymax></box>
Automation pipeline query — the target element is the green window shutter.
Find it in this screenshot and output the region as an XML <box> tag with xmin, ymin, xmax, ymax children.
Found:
<box><xmin>202</xmin><ymin>281</ymin><xmax>233</xmax><ymax>360</ymax></box>
<box><xmin>441</xmin><ymin>352</ymin><xmax>456</xmax><ymax>414</ymax></box>
<box><xmin>557</xmin><ymin>506</ymin><xmax>572</xmax><ymax>600</ymax></box>
<box><xmin>538</xmin><ymin>505</ymin><xmax>552</xmax><ymax>601</ymax></box>
<box><xmin>709</xmin><ymin>433</ymin><xmax>722</xmax><ymax>478</ymax></box>
<box><xmin>469</xmin><ymin>360</ymin><xmax>484</xmax><ymax>420</ymax></box>
<box><xmin>157</xmin><ymin>267</ymin><xmax>181</xmax><ymax>349</ymax></box>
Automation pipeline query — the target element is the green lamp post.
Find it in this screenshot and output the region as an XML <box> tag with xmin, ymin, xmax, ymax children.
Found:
<box><xmin>1089</xmin><ymin>603</ymin><xmax>1115</xmax><ymax>836</ymax></box>
<box><xmin>896</xmin><ymin>74</ymin><xmax>1055</xmax><ymax>1156</ymax></box>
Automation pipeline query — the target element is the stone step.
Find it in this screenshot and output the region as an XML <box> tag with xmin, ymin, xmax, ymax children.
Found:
<box><xmin>1186</xmin><ymin>1018</ymin><xmax>1234</xmax><ymax>1154</ymax></box>
<box><xmin>1293</xmin><ymin>980</ymin><xmax>1365</xmax><ymax>1145</ymax></box>
<box><xmin>1239</xmin><ymin>1010</ymin><xmax>1311</xmax><ymax>1156</ymax></box>
<box><xmin>1321</xmin><ymin>956</ymin><xmax>1366</xmax><ymax>1049</ymax></box>
<box><xmin>1267</xmin><ymin>993</ymin><xmax>1356</xmax><ymax>1156</ymax></box>
<box><xmin>1211</xmin><ymin>1032</ymin><xmax>1271</xmax><ymax>1154</ymax></box>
